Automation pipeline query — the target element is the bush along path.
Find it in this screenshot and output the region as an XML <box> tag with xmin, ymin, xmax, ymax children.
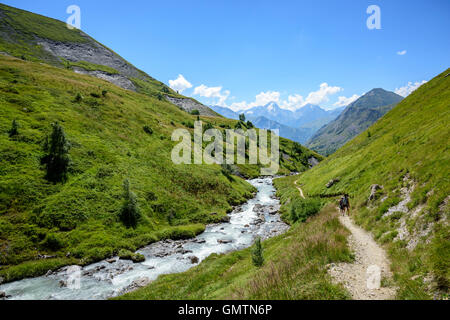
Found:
<box><xmin>295</xmin><ymin>178</ymin><xmax>397</xmax><ymax>300</ymax></box>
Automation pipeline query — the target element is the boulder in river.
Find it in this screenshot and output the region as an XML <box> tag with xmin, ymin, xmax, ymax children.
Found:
<box><xmin>217</xmin><ymin>239</ymin><xmax>232</xmax><ymax>244</ymax></box>
<box><xmin>189</xmin><ymin>256</ymin><xmax>199</xmax><ymax>264</ymax></box>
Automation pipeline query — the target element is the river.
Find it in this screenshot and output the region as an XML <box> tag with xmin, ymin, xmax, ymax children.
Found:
<box><xmin>0</xmin><ymin>177</ymin><xmax>289</xmax><ymax>300</ymax></box>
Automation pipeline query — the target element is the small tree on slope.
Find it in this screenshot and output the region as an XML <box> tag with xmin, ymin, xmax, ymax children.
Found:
<box><xmin>42</xmin><ymin>122</ymin><xmax>71</xmax><ymax>183</ymax></box>
<box><xmin>252</xmin><ymin>237</ymin><xmax>264</xmax><ymax>267</ymax></box>
<box><xmin>119</xmin><ymin>179</ymin><xmax>141</xmax><ymax>228</ymax></box>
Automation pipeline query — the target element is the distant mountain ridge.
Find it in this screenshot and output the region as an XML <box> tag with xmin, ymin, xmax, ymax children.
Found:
<box><xmin>210</xmin><ymin>103</ymin><xmax>344</xmax><ymax>143</ymax></box>
<box><xmin>307</xmin><ymin>88</ymin><xmax>403</xmax><ymax>155</ymax></box>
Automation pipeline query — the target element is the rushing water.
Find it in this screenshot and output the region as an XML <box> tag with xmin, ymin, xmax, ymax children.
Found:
<box><xmin>0</xmin><ymin>177</ymin><xmax>289</xmax><ymax>300</ymax></box>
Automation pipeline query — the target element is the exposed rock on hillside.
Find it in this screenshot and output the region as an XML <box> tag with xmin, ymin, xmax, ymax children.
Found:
<box><xmin>165</xmin><ymin>96</ymin><xmax>218</xmax><ymax>117</ymax></box>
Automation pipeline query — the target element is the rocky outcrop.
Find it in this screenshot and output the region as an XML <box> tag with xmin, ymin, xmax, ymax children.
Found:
<box><xmin>37</xmin><ymin>36</ymin><xmax>145</xmax><ymax>80</ymax></box>
<box><xmin>165</xmin><ymin>96</ymin><xmax>218</xmax><ymax>117</ymax></box>
<box><xmin>369</xmin><ymin>184</ymin><xmax>383</xmax><ymax>201</ymax></box>
<box><xmin>308</xmin><ymin>156</ymin><xmax>320</xmax><ymax>168</ymax></box>
<box><xmin>73</xmin><ymin>68</ymin><xmax>136</xmax><ymax>91</ymax></box>
<box><xmin>326</xmin><ymin>179</ymin><xmax>340</xmax><ymax>188</ymax></box>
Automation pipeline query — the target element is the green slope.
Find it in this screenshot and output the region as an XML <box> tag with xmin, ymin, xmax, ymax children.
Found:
<box><xmin>0</xmin><ymin>3</ymin><xmax>218</xmax><ymax>116</ymax></box>
<box><xmin>297</xmin><ymin>69</ymin><xmax>450</xmax><ymax>298</ymax></box>
<box><xmin>118</xmin><ymin>69</ymin><xmax>449</xmax><ymax>300</ymax></box>
<box><xmin>0</xmin><ymin>53</ymin><xmax>320</xmax><ymax>283</ymax></box>
<box><xmin>308</xmin><ymin>88</ymin><xmax>403</xmax><ymax>156</ymax></box>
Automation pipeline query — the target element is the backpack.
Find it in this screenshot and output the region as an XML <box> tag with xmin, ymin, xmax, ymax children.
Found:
<box><xmin>339</xmin><ymin>197</ymin><xmax>345</xmax><ymax>209</ymax></box>
<box><xmin>342</xmin><ymin>196</ymin><xmax>349</xmax><ymax>207</ymax></box>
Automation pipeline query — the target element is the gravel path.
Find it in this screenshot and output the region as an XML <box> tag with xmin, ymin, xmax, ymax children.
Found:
<box><xmin>294</xmin><ymin>179</ymin><xmax>396</xmax><ymax>300</ymax></box>
<box><xmin>328</xmin><ymin>214</ymin><xmax>397</xmax><ymax>300</ymax></box>
<box><xmin>294</xmin><ymin>180</ymin><xmax>305</xmax><ymax>199</ymax></box>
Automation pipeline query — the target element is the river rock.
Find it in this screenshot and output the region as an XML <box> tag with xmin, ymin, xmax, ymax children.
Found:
<box><xmin>176</xmin><ymin>249</ymin><xmax>193</xmax><ymax>255</ymax></box>
<box><xmin>0</xmin><ymin>291</ymin><xmax>6</xmax><ymax>298</ymax></box>
<box><xmin>220</xmin><ymin>216</ymin><xmax>231</xmax><ymax>222</ymax></box>
<box><xmin>189</xmin><ymin>256</ymin><xmax>199</xmax><ymax>264</ymax></box>
<box><xmin>217</xmin><ymin>239</ymin><xmax>232</xmax><ymax>244</ymax></box>
<box><xmin>106</xmin><ymin>258</ymin><xmax>117</xmax><ymax>264</ymax></box>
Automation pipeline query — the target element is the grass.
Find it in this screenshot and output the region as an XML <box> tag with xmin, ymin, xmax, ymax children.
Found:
<box><xmin>287</xmin><ymin>68</ymin><xmax>450</xmax><ymax>299</ymax></box>
<box><xmin>62</xmin><ymin>59</ymin><xmax>120</xmax><ymax>75</ymax></box>
<box><xmin>0</xmin><ymin>54</ymin><xmax>318</xmax><ymax>282</ymax></box>
<box><xmin>116</xmin><ymin>204</ymin><xmax>352</xmax><ymax>300</ymax></box>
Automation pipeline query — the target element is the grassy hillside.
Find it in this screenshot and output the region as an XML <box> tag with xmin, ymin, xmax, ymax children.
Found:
<box><xmin>298</xmin><ymin>69</ymin><xmax>450</xmax><ymax>298</ymax></box>
<box><xmin>0</xmin><ymin>3</ymin><xmax>217</xmax><ymax>114</ymax></box>
<box><xmin>0</xmin><ymin>54</ymin><xmax>320</xmax><ymax>283</ymax></box>
<box><xmin>308</xmin><ymin>88</ymin><xmax>403</xmax><ymax>156</ymax></box>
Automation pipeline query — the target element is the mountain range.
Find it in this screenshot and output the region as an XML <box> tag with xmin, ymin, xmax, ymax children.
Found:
<box><xmin>307</xmin><ymin>88</ymin><xmax>404</xmax><ymax>155</ymax></box>
<box><xmin>210</xmin><ymin>103</ymin><xmax>344</xmax><ymax>143</ymax></box>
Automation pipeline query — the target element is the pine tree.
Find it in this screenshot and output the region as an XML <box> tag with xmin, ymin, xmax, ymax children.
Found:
<box><xmin>119</xmin><ymin>179</ymin><xmax>141</xmax><ymax>228</ymax></box>
<box><xmin>42</xmin><ymin>122</ymin><xmax>71</xmax><ymax>182</ymax></box>
<box><xmin>239</xmin><ymin>113</ymin><xmax>246</xmax><ymax>122</ymax></box>
<box><xmin>252</xmin><ymin>237</ymin><xmax>264</xmax><ymax>267</ymax></box>
<box><xmin>8</xmin><ymin>119</ymin><xmax>19</xmax><ymax>138</ymax></box>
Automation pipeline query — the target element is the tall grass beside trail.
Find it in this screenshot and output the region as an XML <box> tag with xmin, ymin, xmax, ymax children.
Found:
<box><xmin>285</xmin><ymin>69</ymin><xmax>450</xmax><ymax>299</ymax></box>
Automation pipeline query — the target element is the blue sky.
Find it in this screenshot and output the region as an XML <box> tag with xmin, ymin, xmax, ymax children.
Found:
<box><xmin>3</xmin><ymin>0</ymin><xmax>450</xmax><ymax>110</ymax></box>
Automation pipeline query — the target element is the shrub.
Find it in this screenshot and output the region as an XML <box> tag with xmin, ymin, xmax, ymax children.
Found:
<box><xmin>290</xmin><ymin>198</ymin><xmax>322</xmax><ymax>223</ymax></box>
<box><xmin>118</xmin><ymin>249</ymin><xmax>145</xmax><ymax>263</ymax></box>
<box><xmin>101</xmin><ymin>90</ymin><xmax>108</xmax><ymax>97</ymax></box>
<box><xmin>119</xmin><ymin>179</ymin><xmax>141</xmax><ymax>228</ymax></box>
<box><xmin>74</xmin><ymin>93</ymin><xmax>83</xmax><ymax>102</ymax></box>
<box><xmin>190</xmin><ymin>109</ymin><xmax>200</xmax><ymax>116</ymax></box>
<box><xmin>90</xmin><ymin>92</ymin><xmax>101</xmax><ymax>98</ymax></box>
<box><xmin>252</xmin><ymin>237</ymin><xmax>264</xmax><ymax>267</ymax></box>
<box><xmin>221</xmin><ymin>163</ymin><xmax>233</xmax><ymax>179</ymax></box>
<box><xmin>41</xmin><ymin>233</ymin><xmax>63</xmax><ymax>251</ymax></box>
<box><xmin>8</xmin><ymin>119</ymin><xmax>19</xmax><ymax>138</ymax></box>
<box><xmin>41</xmin><ymin>123</ymin><xmax>71</xmax><ymax>183</ymax></box>
<box><xmin>143</xmin><ymin>125</ymin><xmax>153</xmax><ymax>135</ymax></box>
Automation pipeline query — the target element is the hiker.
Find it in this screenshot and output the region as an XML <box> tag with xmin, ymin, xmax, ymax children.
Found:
<box><xmin>339</xmin><ymin>196</ymin><xmax>345</xmax><ymax>215</ymax></box>
<box><xmin>342</xmin><ymin>194</ymin><xmax>350</xmax><ymax>215</ymax></box>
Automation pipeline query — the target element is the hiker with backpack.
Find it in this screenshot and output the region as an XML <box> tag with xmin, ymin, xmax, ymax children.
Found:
<box><xmin>342</xmin><ymin>194</ymin><xmax>350</xmax><ymax>215</ymax></box>
<box><xmin>339</xmin><ymin>196</ymin><xmax>345</xmax><ymax>215</ymax></box>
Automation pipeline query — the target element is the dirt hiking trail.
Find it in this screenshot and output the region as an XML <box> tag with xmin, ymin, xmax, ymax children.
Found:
<box><xmin>294</xmin><ymin>179</ymin><xmax>396</xmax><ymax>300</ymax></box>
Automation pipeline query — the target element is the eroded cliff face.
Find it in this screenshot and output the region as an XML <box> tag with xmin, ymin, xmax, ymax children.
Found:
<box><xmin>0</xmin><ymin>3</ymin><xmax>216</xmax><ymax>115</ymax></box>
<box><xmin>165</xmin><ymin>96</ymin><xmax>218</xmax><ymax>117</ymax></box>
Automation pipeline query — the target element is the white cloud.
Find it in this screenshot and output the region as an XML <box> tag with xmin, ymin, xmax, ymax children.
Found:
<box><xmin>193</xmin><ymin>84</ymin><xmax>230</xmax><ymax>106</ymax></box>
<box><xmin>226</xmin><ymin>84</ymin><xmax>344</xmax><ymax>112</ymax></box>
<box><xmin>303</xmin><ymin>83</ymin><xmax>343</xmax><ymax>105</ymax></box>
<box><xmin>280</xmin><ymin>94</ymin><xmax>305</xmax><ymax>111</ymax></box>
<box><xmin>397</xmin><ymin>50</ymin><xmax>407</xmax><ymax>56</ymax></box>
<box><xmin>333</xmin><ymin>94</ymin><xmax>361</xmax><ymax>107</ymax></box>
<box><xmin>168</xmin><ymin>74</ymin><xmax>192</xmax><ymax>93</ymax></box>
<box><xmin>394</xmin><ymin>80</ymin><xmax>427</xmax><ymax>97</ymax></box>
